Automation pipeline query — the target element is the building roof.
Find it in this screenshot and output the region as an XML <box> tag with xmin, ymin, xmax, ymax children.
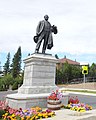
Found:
<box><xmin>58</xmin><ymin>57</ymin><xmax>80</xmax><ymax>65</ymax></box>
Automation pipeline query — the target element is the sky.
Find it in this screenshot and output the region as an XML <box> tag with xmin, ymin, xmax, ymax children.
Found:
<box><xmin>0</xmin><ymin>0</ymin><xmax>96</xmax><ymax>69</ymax></box>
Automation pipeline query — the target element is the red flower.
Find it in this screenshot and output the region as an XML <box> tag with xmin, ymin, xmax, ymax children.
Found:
<box><xmin>68</xmin><ymin>96</ymin><xmax>79</xmax><ymax>104</ymax></box>
<box><xmin>47</xmin><ymin>90</ymin><xmax>62</xmax><ymax>100</ymax></box>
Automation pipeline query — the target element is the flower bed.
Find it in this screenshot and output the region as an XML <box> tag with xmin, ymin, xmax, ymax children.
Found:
<box><xmin>2</xmin><ymin>108</ymin><xmax>55</xmax><ymax>120</ymax></box>
<box><xmin>62</xmin><ymin>96</ymin><xmax>92</xmax><ymax>112</ymax></box>
<box><xmin>63</xmin><ymin>103</ymin><xmax>92</xmax><ymax>112</ymax></box>
<box><xmin>0</xmin><ymin>100</ymin><xmax>55</xmax><ymax>120</ymax></box>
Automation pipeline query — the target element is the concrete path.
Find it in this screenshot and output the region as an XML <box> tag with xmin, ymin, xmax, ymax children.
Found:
<box><xmin>0</xmin><ymin>90</ymin><xmax>17</xmax><ymax>101</ymax></box>
<box><xmin>43</xmin><ymin>109</ymin><xmax>96</xmax><ymax>120</ymax></box>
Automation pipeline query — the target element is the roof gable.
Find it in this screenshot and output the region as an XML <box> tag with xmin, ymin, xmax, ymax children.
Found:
<box><xmin>58</xmin><ymin>58</ymin><xmax>80</xmax><ymax>65</ymax></box>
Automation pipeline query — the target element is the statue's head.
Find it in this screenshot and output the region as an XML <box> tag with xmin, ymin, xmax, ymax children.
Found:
<box><xmin>44</xmin><ymin>15</ymin><xmax>49</xmax><ymax>21</ymax></box>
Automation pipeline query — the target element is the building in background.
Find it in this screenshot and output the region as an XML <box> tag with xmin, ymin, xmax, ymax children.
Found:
<box><xmin>56</xmin><ymin>56</ymin><xmax>80</xmax><ymax>69</ymax></box>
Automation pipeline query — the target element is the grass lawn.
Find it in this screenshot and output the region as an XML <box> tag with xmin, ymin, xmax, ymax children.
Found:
<box><xmin>61</xmin><ymin>89</ymin><xmax>96</xmax><ymax>94</ymax></box>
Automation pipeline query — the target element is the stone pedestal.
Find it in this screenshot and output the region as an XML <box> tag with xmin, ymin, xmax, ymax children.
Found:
<box><xmin>18</xmin><ymin>53</ymin><xmax>58</xmax><ymax>94</ymax></box>
<box><xmin>6</xmin><ymin>53</ymin><xmax>58</xmax><ymax>109</ymax></box>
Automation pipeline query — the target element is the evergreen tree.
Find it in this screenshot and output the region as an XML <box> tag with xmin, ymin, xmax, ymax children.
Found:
<box><xmin>3</xmin><ymin>52</ymin><xmax>10</xmax><ymax>75</ymax></box>
<box><xmin>89</xmin><ymin>63</ymin><xmax>96</xmax><ymax>77</ymax></box>
<box><xmin>11</xmin><ymin>46</ymin><xmax>22</xmax><ymax>78</ymax></box>
<box><xmin>55</xmin><ymin>54</ymin><xmax>59</xmax><ymax>59</ymax></box>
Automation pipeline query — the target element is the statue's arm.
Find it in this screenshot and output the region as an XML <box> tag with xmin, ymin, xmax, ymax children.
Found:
<box><xmin>36</xmin><ymin>21</ymin><xmax>41</xmax><ymax>35</ymax></box>
<box><xmin>36</xmin><ymin>21</ymin><xmax>45</xmax><ymax>36</ymax></box>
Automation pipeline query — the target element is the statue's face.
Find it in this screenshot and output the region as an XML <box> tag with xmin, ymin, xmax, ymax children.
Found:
<box><xmin>44</xmin><ymin>15</ymin><xmax>49</xmax><ymax>21</ymax></box>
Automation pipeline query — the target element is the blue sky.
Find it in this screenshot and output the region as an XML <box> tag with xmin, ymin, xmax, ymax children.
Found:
<box><xmin>0</xmin><ymin>0</ymin><xmax>96</xmax><ymax>70</ymax></box>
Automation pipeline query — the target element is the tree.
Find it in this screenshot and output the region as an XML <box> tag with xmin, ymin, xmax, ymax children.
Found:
<box><xmin>89</xmin><ymin>63</ymin><xmax>96</xmax><ymax>77</ymax></box>
<box><xmin>0</xmin><ymin>73</ymin><xmax>23</xmax><ymax>91</ymax></box>
<box><xmin>71</xmin><ymin>65</ymin><xmax>82</xmax><ymax>79</ymax></box>
<box><xmin>3</xmin><ymin>52</ymin><xmax>10</xmax><ymax>75</ymax></box>
<box><xmin>62</xmin><ymin>62</ymin><xmax>72</xmax><ymax>83</ymax></box>
<box><xmin>11</xmin><ymin>46</ymin><xmax>22</xmax><ymax>78</ymax></box>
<box><xmin>56</xmin><ymin>61</ymin><xmax>82</xmax><ymax>84</ymax></box>
<box><xmin>1</xmin><ymin>74</ymin><xmax>13</xmax><ymax>90</ymax></box>
<box><xmin>55</xmin><ymin>54</ymin><xmax>59</xmax><ymax>59</ymax></box>
<box><xmin>56</xmin><ymin>62</ymin><xmax>72</xmax><ymax>84</ymax></box>
<box><xmin>56</xmin><ymin>68</ymin><xmax>62</xmax><ymax>84</ymax></box>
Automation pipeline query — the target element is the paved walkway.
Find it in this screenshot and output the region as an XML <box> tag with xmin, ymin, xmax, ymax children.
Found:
<box><xmin>43</xmin><ymin>109</ymin><xmax>96</xmax><ymax>120</ymax></box>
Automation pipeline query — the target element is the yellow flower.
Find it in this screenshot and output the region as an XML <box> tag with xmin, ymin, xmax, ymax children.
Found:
<box><xmin>4</xmin><ymin>113</ymin><xmax>8</xmax><ymax>116</ymax></box>
<box><xmin>21</xmin><ymin>117</ymin><xmax>25</xmax><ymax>120</ymax></box>
<box><xmin>26</xmin><ymin>116</ymin><xmax>30</xmax><ymax>119</ymax></box>
<box><xmin>77</xmin><ymin>108</ymin><xmax>80</xmax><ymax>111</ymax></box>
<box><xmin>48</xmin><ymin>112</ymin><xmax>53</xmax><ymax>116</ymax></box>
<box><xmin>67</xmin><ymin>104</ymin><xmax>71</xmax><ymax>108</ymax></box>
<box><xmin>35</xmin><ymin>116</ymin><xmax>39</xmax><ymax>119</ymax></box>
<box><xmin>24</xmin><ymin>109</ymin><xmax>28</xmax><ymax>112</ymax></box>
<box><xmin>89</xmin><ymin>106</ymin><xmax>92</xmax><ymax>110</ymax></box>
<box><xmin>38</xmin><ymin>113</ymin><xmax>42</xmax><ymax>117</ymax></box>
<box><xmin>42</xmin><ymin>113</ymin><xmax>47</xmax><ymax>117</ymax></box>
<box><xmin>31</xmin><ymin>106</ymin><xmax>42</xmax><ymax>112</ymax></box>
<box><xmin>11</xmin><ymin>114</ymin><xmax>15</xmax><ymax>117</ymax></box>
<box><xmin>45</xmin><ymin>116</ymin><xmax>48</xmax><ymax>118</ymax></box>
<box><xmin>71</xmin><ymin>107</ymin><xmax>75</xmax><ymax>110</ymax></box>
<box><xmin>30</xmin><ymin>117</ymin><xmax>34</xmax><ymax>120</ymax></box>
<box><xmin>80</xmin><ymin>110</ymin><xmax>86</xmax><ymax>112</ymax></box>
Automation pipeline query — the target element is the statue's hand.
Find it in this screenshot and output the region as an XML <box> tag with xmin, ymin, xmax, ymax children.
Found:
<box><xmin>51</xmin><ymin>25</ymin><xmax>58</xmax><ymax>34</ymax></box>
<box><xmin>36</xmin><ymin>33</ymin><xmax>39</xmax><ymax>36</ymax></box>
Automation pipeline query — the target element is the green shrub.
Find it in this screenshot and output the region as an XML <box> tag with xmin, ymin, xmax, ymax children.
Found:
<box><xmin>12</xmin><ymin>82</ymin><xmax>18</xmax><ymax>90</ymax></box>
<box><xmin>0</xmin><ymin>110</ymin><xmax>6</xmax><ymax>118</ymax></box>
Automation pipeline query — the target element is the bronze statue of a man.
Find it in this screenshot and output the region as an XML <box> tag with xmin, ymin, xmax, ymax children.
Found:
<box><xmin>34</xmin><ymin>15</ymin><xmax>58</xmax><ymax>54</ymax></box>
